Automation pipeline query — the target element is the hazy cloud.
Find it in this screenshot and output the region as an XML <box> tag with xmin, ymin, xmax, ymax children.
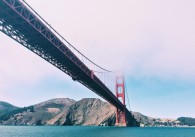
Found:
<box><xmin>0</xmin><ymin>0</ymin><xmax>195</xmax><ymax>117</ymax></box>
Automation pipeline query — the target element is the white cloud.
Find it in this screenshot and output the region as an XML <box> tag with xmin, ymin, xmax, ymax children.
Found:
<box><xmin>28</xmin><ymin>0</ymin><xmax>195</xmax><ymax>81</ymax></box>
<box><xmin>1</xmin><ymin>0</ymin><xmax>195</xmax><ymax>110</ymax></box>
<box><xmin>1</xmin><ymin>0</ymin><xmax>194</xmax><ymax>80</ymax></box>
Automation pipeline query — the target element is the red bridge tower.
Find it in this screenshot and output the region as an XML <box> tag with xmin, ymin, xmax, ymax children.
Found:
<box><xmin>115</xmin><ymin>75</ymin><xmax>127</xmax><ymax>126</ymax></box>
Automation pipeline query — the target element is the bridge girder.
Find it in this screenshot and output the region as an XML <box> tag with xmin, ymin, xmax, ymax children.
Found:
<box><xmin>0</xmin><ymin>0</ymin><xmax>125</xmax><ymax>111</ymax></box>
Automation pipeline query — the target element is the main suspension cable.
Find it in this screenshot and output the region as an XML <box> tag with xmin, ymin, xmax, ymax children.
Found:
<box><xmin>21</xmin><ymin>0</ymin><xmax>113</xmax><ymax>73</ymax></box>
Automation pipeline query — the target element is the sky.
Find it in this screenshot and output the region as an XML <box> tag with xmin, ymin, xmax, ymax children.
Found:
<box><xmin>0</xmin><ymin>0</ymin><xmax>195</xmax><ymax>118</ymax></box>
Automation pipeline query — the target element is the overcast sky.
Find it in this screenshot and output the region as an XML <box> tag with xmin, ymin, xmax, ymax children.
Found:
<box><xmin>1</xmin><ymin>0</ymin><xmax>195</xmax><ymax>118</ymax></box>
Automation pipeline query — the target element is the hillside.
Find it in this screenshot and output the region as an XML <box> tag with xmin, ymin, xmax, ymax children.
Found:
<box><xmin>0</xmin><ymin>98</ymin><xmax>75</xmax><ymax>125</ymax></box>
<box><xmin>0</xmin><ymin>98</ymin><xmax>138</xmax><ymax>126</ymax></box>
<box><xmin>132</xmin><ymin>112</ymin><xmax>193</xmax><ymax>127</ymax></box>
<box><xmin>57</xmin><ymin>98</ymin><xmax>116</xmax><ymax>126</ymax></box>
<box><xmin>0</xmin><ymin>101</ymin><xmax>18</xmax><ymax>112</ymax></box>
<box><xmin>177</xmin><ymin>117</ymin><xmax>195</xmax><ymax>126</ymax></box>
<box><xmin>1</xmin><ymin>98</ymin><xmax>194</xmax><ymax>127</ymax></box>
<box><xmin>0</xmin><ymin>101</ymin><xmax>19</xmax><ymax>120</ymax></box>
<box><xmin>132</xmin><ymin>112</ymin><xmax>155</xmax><ymax>126</ymax></box>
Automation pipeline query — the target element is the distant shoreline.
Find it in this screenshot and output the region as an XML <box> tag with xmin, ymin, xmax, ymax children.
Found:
<box><xmin>1</xmin><ymin>99</ymin><xmax>195</xmax><ymax>127</ymax></box>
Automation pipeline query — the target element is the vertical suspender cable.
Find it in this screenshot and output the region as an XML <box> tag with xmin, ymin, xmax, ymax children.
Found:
<box><xmin>124</xmin><ymin>77</ymin><xmax>131</xmax><ymax>111</ymax></box>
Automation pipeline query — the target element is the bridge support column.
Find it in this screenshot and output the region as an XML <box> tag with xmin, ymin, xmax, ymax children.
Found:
<box><xmin>115</xmin><ymin>75</ymin><xmax>127</xmax><ymax>126</ymax></box>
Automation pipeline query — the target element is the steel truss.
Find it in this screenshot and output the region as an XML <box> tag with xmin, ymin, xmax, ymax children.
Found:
<box><xmin>0</xmin><ymin>0</ymin><xmax>125</xmax><ymax>110</ymax></box>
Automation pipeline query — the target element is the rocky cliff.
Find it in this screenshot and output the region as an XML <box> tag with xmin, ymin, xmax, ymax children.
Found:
<box><xmin>48</xmin><ymin>98</ymin><xmax>116</xmax><ymax>126</ymax></box>
<box><xmin>0</xmin><ymin>98</ymin><xmax>75</xmax><ymax>125</ymax></box>
<box><xmin>1</xmin><ymin>98</ymin><xmax>192</xmax><ymax>127</ymax></box>
<box><xmin>0</xmin><ymin>98</ymin><xmax>138</xmax><ymax>126</ymax></box>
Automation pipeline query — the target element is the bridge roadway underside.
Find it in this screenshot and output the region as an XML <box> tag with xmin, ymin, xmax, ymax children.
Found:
<box><xmin>0</xmin><ymin>0</ymin><xmax>125</xmax><ymax>111</ymax></box>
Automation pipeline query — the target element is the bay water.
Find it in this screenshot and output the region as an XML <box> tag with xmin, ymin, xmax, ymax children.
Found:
<box><xmin>0</xmin><ymin>126</ymin><xmax>195</xmax><ymax>137</ymax></box>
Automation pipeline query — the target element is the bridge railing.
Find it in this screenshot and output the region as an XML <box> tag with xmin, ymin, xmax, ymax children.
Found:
<box><xmin>20</xmin><ymin>0</ymin><xmax>116</xmax><ymax>94</ymax></box>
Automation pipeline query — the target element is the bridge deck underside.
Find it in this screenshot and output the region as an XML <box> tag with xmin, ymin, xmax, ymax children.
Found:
<box><xmin>0</xmin><ymin>0</ymin><xmax>124</xmax><ymax>110</ymax></box>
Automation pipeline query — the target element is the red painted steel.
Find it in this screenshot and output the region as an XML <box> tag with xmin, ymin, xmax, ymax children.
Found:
<box><xmin>0</xmin><ymin>0</ymin><xmax>125</xmax><ymax>110</ymax></box>
<box><xmin>115</xmin><ymin>75</ymin><xmax>127</xmax><ymax>126</ymax></box>
<box><xmin>0</xmin><ymin>1</ymin><xmax>135</xmax><ymax>127</ymax></box>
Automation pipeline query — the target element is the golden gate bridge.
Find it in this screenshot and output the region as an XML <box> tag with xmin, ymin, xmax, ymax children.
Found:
<box><xmin>0</xmin><ymin>0</ymin><xmax>136</xmax><ymax>126</ymax></box>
